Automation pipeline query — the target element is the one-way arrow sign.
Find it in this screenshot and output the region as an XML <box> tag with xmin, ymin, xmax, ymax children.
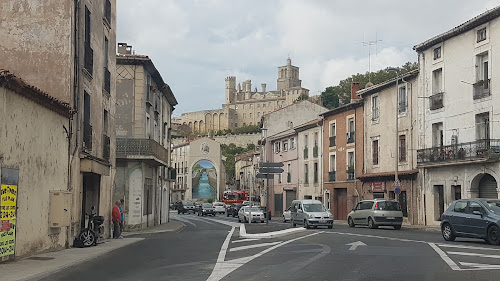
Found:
<box><xmin>346</xmin><ymin>241</ymin><xmax>366</xmax><ymax>251</ymax></box>
<box><xmin>256</xmin><ymin>173</ymin><xmax>274</xmax><ymax>179</ymax></box>
<box><xmin>259</xmin><ymin>167</ymin><xmax>284</xmax><ymax>174</ymax></box>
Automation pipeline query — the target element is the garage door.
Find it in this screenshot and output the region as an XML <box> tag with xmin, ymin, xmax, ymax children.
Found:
<box><xmin>479</xmin><ymin>174</ymin><xmax>498</xmax><ymax>199</ymax></box>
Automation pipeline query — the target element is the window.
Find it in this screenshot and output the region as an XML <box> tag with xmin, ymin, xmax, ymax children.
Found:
<box><xmin>477</xmin><ymin>27</ymin><xmax>487</xmax><ymax>42</ymax></box>
<box><xmin>249</xmin><ymin>113</ymin><xmax>253</xmax><ymax>118</ymax></box>
<box><xmin>243</xmin><ymin>104</ymin><xmax>245</xmax><ymax>109</ymax></box>
<box><xmin>304</xmin><ymin>164</ymin><xmax>309</xmax><ymax>184</ymax></box>
<box><xmin>257</xmin><ymin>103</ymin><xmax>260</xmax><ymax>108</ymax></box>
<box><xmin>104</xmin><ymin>0</ymin><xmax>112</xmax><ymax>24</ymax></box>
<box><xmin>258</xmin><ymin>112</ymin><xmax>261</xmax><ymax>117</ymax></box>
<box><xmin>250</xmin><ymin>104</ymin><xmax>253</xmax><ymax>108</ymax></box>
<box><xmin>329</xmin><ymin>154</ymin><xmax>336</xmax><ymax>172</ymax></box>
<box><xmin>282</xmin><ymin>140</ymin><xmax>288</xmax><ymax>151</ymax></box>
<box><xmin>468</xmin><ymin>202</ymin><xmax>485</xmax><ymax>215</ymax></box>
<box><xmin>84</xmin><ymin>6</ymin><xmax>93</xmax><ymax>75</ymax></box>
<box><xmin>287</xmin><ymin>163</ymin><xmax>291</xmax><ymax>183</ymax></box>
<box><xmin>347</xmin><ymin>118</ymin><xmax>355</xmax><ymax>143</ymax></box>
<box><xmin>243</xmin><ymin>113</ymin><xmax>246</xmax><ymax>119</ymax></box>
<box><xmin>290</xmin><ymin>137</ymin><xmax>295</xmax><ymax>149</ymax></box>
<box><xmin>399</xmin><ymin>135</ymin><xmax>406</xmax><ymax>162</ymax></box>
<box><xmin>475</xmin><ymin>112</ymin><xmax>490</xmax><ymax>140</ymax></box>
<box><xmin>83</xmin><ymin>91</ymin><xmax>92</xmax><ymax>149</ymax></box>
<box><xmin>453</xmin><ymin>201</ymin><xmax>467</xmax><ymax>213</ymax></box>
<box><xmin>432</xmin><ymin>122</ymin><xmax>443</xmax><ymax>147</ymax></box>
<box><xmin>263</xmin><ymin>103</ymin><xmax>266</xmax><ymax>108</ymax></box>
<box><xmin>398</xmin><ymin>86</ymin><xmax>407</xmax><ymax>114</ymax></box>
<box><xmin>372</xmin><ymin>95</ymin><xmax>379</xmax><ymax>120</ymax></box>
<box><xmin>314</xmin><ymin>163</ymin><xmax>318</xmax><ymax>183</ymax></box>
<box><xmin>329</xmin><ymin>123</ymin><xmax>336</xmax><ymax>147</ymax></box>
<box><xmin>314</xmin><ymin>132</ymin><xmax>318</xmax><ymax>147</ymax></box>
<box><xmin>304</xmin><ymin>134</ymin><xmax>308</xmax><ymax>148</ymax></box>
<box><xmin>433</xmin><ymin>46</ymin><xmax>441</xmax><ymax>60</ymax></box>
<box><xmin>476</xmin><ymin>53</ymin><xmax>489</xmax><ymax>82</ymax></box>
<box><xmin>372</xmin><ymin>139</ymin><xmax>379</xmax><ymax>165</ymax></box>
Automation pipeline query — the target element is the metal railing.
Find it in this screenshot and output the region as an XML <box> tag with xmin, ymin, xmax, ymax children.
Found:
<box><xmin>473</xmin><ymin>80</ymin><xmax>490</xmax><ymax>100</ymax></box>
<box><xmin>313</xmin><ymin>145</ymin><xmax>318</xmax><ymax>158</ymax></box>
<box><xmin>103</xmin><ymin>134</ymin><xmax>110</xmax><ymax>161</ymax></box>
<box><xmin>429</xmin><ymin>92</ymin><xmax>444</xmax><ymax>110</ymax></box>
<box><xmin>417</xmin><ymin>139</ymin><xmax>500</xmax><ymax>165</ymax></box>
<box><xmin>84</xmin><ymin>44</ymin><xmax>93</xmax><ymax>75</ymax></box>
<box><xmin>347</xmin><ymin>132</ymin><xmax>355</xmax><ymax>144</ymax></box>
<box><xmin>329</xmin><ymin>136</ymin><xmax>336</xmax><ymax>147</ymax></box>
<box><xmin>83</xmin><ymin>122</ymin><xmax>92</xmax><ymax>150</ymax></box>
<box><xmin>328</xmin><ymin>171</ymin><xmax>336</xmax><ymax>182</ymax></box>
<box><xmin>103</xmin><ymin>67</ymin><xmax>111</xmax><ymax>94</ymax></box>
<box><xmin>116</xmin><ymin>138</ymin><xmax>169</xmax><ymax>164</ymax></box>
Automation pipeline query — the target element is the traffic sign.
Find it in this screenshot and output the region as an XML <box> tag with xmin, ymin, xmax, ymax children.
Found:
<box><xmin>259</xmin><ymin>167</ymin><xmax>284</xmax><ymax>174</ymax></box>
<box><xmin>395</xmin><ymin>187</ymin><xmax>401</xmax><ymax>195</ymax></box>
<box><xmin>256</xmin><ymin>173</ymin><xmax>274</xmax><ymax>179</ymax></box>
<box><xmin>260</xmin><ymin>162</ymin><xmax>284</xmax><ymax>168</ymax></box>
<box><xmin>394</xmin><ymin>179</ymin><xmax>401</xmax><ymax>187</ymax></box>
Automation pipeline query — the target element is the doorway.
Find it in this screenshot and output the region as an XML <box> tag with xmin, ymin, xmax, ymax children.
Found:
<box><xmin>434</xmin><ymin>185</ymin><xmax>444</xmax><ymax>221</ymax></box>
<box><xmin>81</xmin><ymin>173</ymin><xmax>101</xmax><ymax>229</ymax></box>
<box><xmin>479</xmin><ymin>174</ymin><xmax>498</xmax><ymax>198</ymax></box>
<box><xmin>334</xmin><ymin>188</ymin><xmax>347</xmax><ymax>220</ymax></box>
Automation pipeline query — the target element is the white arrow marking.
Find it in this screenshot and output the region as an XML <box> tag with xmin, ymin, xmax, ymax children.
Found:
<box><xmin>346</xmin><ymin>241</ymin><xmax>366</xmax><ymax>251</ymax></box>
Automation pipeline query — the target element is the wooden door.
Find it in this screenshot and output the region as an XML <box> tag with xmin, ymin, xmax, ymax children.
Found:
<box><xmin>334</xmin><ymin>188</ymin><xmax>348</xmax><ymax>220</ymax></box>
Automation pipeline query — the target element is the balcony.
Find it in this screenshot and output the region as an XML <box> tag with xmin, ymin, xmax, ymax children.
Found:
<box><xmin>103</xmin><ymin>67</ymin><xmax>111</xmax><ymax>94</ymax></box>
<box><xmin>116</xmin><ymin>138</ymin><xmax>169</xmax><ymax>166</ymax></box>
<box><xmin>83</xmin><ymin>122</ymin><xmax>92</xmax><ymax>150</ymax></box>
<box><xmin>473</xmin><ymin>80</ymin><xmax>490</xmax><ymax>100</ymax></box>
<box><xmin>347</xmin><ymin>132</ymin><xmax>355</xmax><ymax>144</ymax></box>
<box><xmin>347</xmin><ymin>168</ymin><xmax>355</xmax><ymax>181</ymax></box>
<box><xmin>429</xmin><ymin>92</ymin><xmax>444</xmax><ymax>110</ymax></box>
<box><xmin>328</xmin><ymin>171</ymin><xmax>336</xmax><ymax>182</ymax></box>
<box><xmin>103</xmin><ymin>134</ymin><xmax>110</xmax><ymax>161</ymax></box>
<box><xmin>84</xmin><ymin>44</ymin><xmax>93</xmax><ymax>76</ymax></box>
<box><xmin>329</xmin><ymin>136</ymin><xmax>336</xmax><ymax>147</ymax></box>
<box><xmin>313</xmin><ymin>145</ymin><xmax>318</xmax><ymax>157</ymax></box>
<box><xmin>304</xmin><ymin>147</ymin><xmax>308</xmax><ymax>159</ymax></box>
<box><xmin>417</xmin><ymin>139</ymin><xmax>500</xmax><ymax>167</ymax></box>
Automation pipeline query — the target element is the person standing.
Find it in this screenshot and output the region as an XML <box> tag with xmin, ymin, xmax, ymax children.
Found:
<box><xmin>119</xmin><ymin>199</ymin><xmax>127</xmax><ymax>235</ymax></box>
<box><xmin>112</xmin><ymin>201</ymin><xmax>121</xmax><ymax>238</ymax></box>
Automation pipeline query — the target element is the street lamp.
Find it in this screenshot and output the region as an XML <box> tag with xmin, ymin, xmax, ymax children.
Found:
<box><xmin>387</xmin><ymin>67</ymin><xmax>400</xmax><ymax>189</ymax></box>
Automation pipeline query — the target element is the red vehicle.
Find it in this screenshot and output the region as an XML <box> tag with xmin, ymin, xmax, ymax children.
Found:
<box><xmin>223</xmin><ymin>190</ymin><xmax>249</xmax><ymax>205</ymax></box>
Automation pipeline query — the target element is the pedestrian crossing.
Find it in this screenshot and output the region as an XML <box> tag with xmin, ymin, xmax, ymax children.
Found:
<box><xmin>431</xmin><ymin>242</ymin><xmax>500</xmax><ymax>271</ymax></box>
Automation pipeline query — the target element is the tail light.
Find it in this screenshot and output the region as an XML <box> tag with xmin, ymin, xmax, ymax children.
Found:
<box><xmin>441</xmin><ymin>213</ymin><xmax>445</xmax><ymax>221</ymax></box>
<box><xmin>374</xmin><ymin>202</ymin><xmax>379</xmax><ymax>209</ymax></box>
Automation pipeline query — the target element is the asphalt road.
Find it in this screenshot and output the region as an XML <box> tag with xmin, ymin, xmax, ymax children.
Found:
<box><xmin>42</xmin><ymin>212</ymin><xmax>500</xmax><ymax>281</ymax></box>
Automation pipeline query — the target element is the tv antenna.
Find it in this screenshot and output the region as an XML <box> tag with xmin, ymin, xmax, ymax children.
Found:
<box><xmin>359</xmin><ymin>33</ymin><xmax>382</xmax><ymax>82</ymax></box>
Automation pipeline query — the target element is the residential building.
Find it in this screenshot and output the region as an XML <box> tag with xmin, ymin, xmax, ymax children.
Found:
<box><xmin>321</xmin><ymin>83</ymin><xmax>364</xmax><ymax>220</ymax></box>
<box><xmin>234</xmin><ymin>151</ymin><xmax>261</xmax><ymax>201</ymax></box>
<box><xmin>357</xmin><ymin>70</ymin><xmax>419</xmax><ymax>225</ymax></box>
<box><xmin>0</xmin><ymin>71</ymin><xmax>74</xmax><ymax>260</ymax></box>
<box><xmin>414</xmin><ymin>7</ymin><xmax>500</xmax><ymax>226</ymax></box>
<box><xmin>114</xmin><ymin>44</ymin><xmax>177</xmax><ymax>229</ymax></box>
<box><xmin>174</xmin><ymin>58</ymin><xmax>310</xmax><ymax>132</ymax></box>
<box><xmin>171</xmin><ymin>142</ymin><xmax>190</xmax><ymax>202</ymax></box>
<box><xmin>295</xmin><ymin>119</ymin><xmax>324</xmax><ymax>204</ymax></box>
<box><xmin>260</xmin><ymin>100</ymin><xmax>328</xmax><ymax>216</ymax></box>
<box><xmin>0</xmin><ymin>0</ymin><xmax>117</xmax><ymax>257</ymax></box>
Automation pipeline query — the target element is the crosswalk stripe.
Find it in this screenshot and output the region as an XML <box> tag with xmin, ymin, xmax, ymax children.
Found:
<box><xmin>460</xmin><ymin>262</ymin><xmax>500</xmax><ymax>269</ymax></box>
<box><xmin>232</xmin><ymin>238</ymin><xmax>261</xmax><ymax>244</ymax></box>
<box><xmin>229</xmin><ymin>241</ymin><xmax>282</xmax><ymax>252</ymax></box>
<box><xmin>447</xmin><ymin>251</ymin><xmax>500</xmax><ymax>259</ymax></box>
<box><xmin>438</xmin><ymin>243</ymin><xmax>500</xmax><ymax>251</ymax></box>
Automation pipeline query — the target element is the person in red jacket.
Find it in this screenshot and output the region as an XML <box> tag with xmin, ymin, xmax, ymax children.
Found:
<box><xmin>112</xmin><ymin>201</ymin><xmax>122</xmax><ymax>238</ymax></box>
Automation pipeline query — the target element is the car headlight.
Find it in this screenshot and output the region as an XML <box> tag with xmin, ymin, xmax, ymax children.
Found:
<box><xmin>309</xmin><ymin>213</ymin><xmax>315</xmax><ymax>218</ymax></box>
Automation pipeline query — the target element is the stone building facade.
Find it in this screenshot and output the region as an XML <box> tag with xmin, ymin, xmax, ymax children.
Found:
<box><xmin>174</xmin><ymin>58</ymin><xmax>309</xmax><ymax>132</ymax></box>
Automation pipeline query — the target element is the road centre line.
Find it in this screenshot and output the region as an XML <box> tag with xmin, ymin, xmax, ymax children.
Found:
<box><xmin>229</xmin><ymin>241</ymin><xmax>282</xmax><ymax>252</ymax></box>
<box><xmin>447</xmin><ymin>251</ymin><xmax>500</xmax><ymax>259</ymax></box>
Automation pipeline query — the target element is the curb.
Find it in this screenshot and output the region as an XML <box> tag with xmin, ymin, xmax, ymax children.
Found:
<box><xmin>122</xmin><ymin>221</ymin><xmax>186</xmax><ymax>237</ymax></box>
<box><xmin>239</xmin><ymin>223</ymin><xmax>307</xmax><ymax>239</ymax></box>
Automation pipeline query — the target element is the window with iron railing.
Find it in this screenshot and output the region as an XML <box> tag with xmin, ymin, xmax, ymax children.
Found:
<box><xmin>328</xmin><ymin>171</ymin><xmax>336</xmax><ymax>182</ymax></box>
<box><xmin>429</xmin><ymin>92</ymin><xmax>444</xmax><ymax>110</ymax></box>
<box><xmin>473</xmin><ymin>79</ymin><xmax>490</xmax><ymax>100</ymax></box>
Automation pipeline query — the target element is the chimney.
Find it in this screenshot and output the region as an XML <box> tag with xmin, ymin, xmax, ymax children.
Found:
<box><xmin>350</xmin><ymin>82</ymin><xmax>360</xmax><ymax>103</ymax></box>
<box><xmin>118</xmin><ymin>42</ymin><xmax>132</xmax><ymax>55</ymax></box>
<box><xmin>261</xmin><ymin>83</ymin><xmax>266</xmax><ymax>93</ymax></box>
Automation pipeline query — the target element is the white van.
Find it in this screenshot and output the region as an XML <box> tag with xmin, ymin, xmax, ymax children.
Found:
<box><xmin>290</xmin><ymin>200</ymin><xmax>333</xmax><ymax>229</ymax></box>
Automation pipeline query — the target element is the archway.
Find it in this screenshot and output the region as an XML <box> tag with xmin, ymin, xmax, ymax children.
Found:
<box><xmin>213</xmin><ymin>113</ymin><xmax>219</xmax><ymax>131</ymax></box>
<box><xmin>199</xmin><ymin>120</ymin><xmax>204</xmax><ymax>132</ymax></box>
<box><xmin>194</xmin><ymin>121</ymin><xmax>198</xmax><ymax>132</ymax></box>
<box><xmin>191</xmin><ymin>160</ymin><xmax>217</xmax><ymax>200</ymax></box>
<box><xmin>471</xmin><ymin>173</ymin><xmax>499</xmax><ymax>198</ymax></box>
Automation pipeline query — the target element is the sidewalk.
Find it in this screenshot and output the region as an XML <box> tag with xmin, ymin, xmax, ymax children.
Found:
<box><xmin>0</xmin><ymin>220</ymin><xmax>185</xmax><ymax>281</ymax></box>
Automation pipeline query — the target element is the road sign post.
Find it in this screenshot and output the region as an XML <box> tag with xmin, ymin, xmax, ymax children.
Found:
<box><xmin>258</xmin><ymin>162</ymin><xmax>283</xmax><ymax>225</ymax></box>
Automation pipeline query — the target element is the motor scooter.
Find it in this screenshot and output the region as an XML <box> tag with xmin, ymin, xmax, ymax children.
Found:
<box><xmin>78</xmin><ymin>206</ymin><xmax>105</xmax><ymax>247</ymax></box>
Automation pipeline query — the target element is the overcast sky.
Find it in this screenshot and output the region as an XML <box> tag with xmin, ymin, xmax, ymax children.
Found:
<box><xmin>117</xmin><ymin>0</ymin><xmax>500</xmax><ymax>116</ymax></box>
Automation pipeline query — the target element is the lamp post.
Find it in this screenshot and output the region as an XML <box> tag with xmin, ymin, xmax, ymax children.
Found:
<box><xmin>387</xmin><ymin>68</ymin><xmax>400</xmax><ymax>190</ymax></box>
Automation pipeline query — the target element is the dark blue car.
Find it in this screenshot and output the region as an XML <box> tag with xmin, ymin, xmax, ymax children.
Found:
<box><xmin>441</xmin><ymin>198</ymin><xmax>500</xmax><ymax>245</ymax></box>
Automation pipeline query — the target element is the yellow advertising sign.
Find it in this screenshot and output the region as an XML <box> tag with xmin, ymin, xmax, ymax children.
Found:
<box><xmin>0</xmin><ymin>220</ymin><xmax>15</xmax><ymax>257</ymax></box>
<box><xmin>1</xmin><ymin>185</ymin><xmax>17</xmax><ymax>220</ymax></box>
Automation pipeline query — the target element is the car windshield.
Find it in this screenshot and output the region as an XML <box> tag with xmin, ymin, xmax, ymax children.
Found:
<box><xmin>247</xmin><ymin>207</ymin><xmax>261</xmax><ymax>212</ymax></box>
<box><xmin>482</xmin><ymin>200</ymin><xmax>500</xmax><ymax>213</ymax></box>
<box><xmin>214</xmin><ymin>203</ymin><xmax>224</xmax><ymax>206</ymax></box>
<box><xmin>303</xmin><ymin>204</ymin><xmax>325</xmax><ymax>212</ymax></box>
<box><xmin>202</xmin><ymin>203</ymin><xmax>213</xmax><ymax>208</ymax></box>
<box><xmin>376</xmin><ymin>201</ymin><xmax>401</xmax><ymax>211</ymax></box>
<box><xmin>183</xmin><ymin>201</ymin><xmax>194</xmax><ymax>206</ymax></box>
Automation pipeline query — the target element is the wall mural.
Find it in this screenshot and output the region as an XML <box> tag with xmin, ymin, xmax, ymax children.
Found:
<box><xmin>192</xmin><ymin>160</ymin><xmax>217</xmax><ymax>200</ymax></box>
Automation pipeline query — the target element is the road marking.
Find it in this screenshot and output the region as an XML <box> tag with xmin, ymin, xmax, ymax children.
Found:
<box><xmin>346</xmin><ymin>241</ymin><xmax>366</xmax><ymax>251</ymax></box>
<box><xmin>447</xmin><ymin>251</ymin><xmax>500</xmax><ymax>259</ymax></box>
<box><xmin>171</xmin><ymin>216</ymin><xmax>197</xmax><ymax>227</ymax></box>
<box><xmin>327</xmin><ymin>231</ymin><xmax>427</xmax><ymax>244</ymax></box>
<box><xmin>229</xmin><ymin>241</ymin><xmax>282</xmax><ymax>252</ymax></box>
<box><xmin>428</xmin><ymin>243</ymin><xmax>461</xmax><ymax>271</ymax></box>
<box><xmin>232</xmin><ymin>238</ymin><xmax>261</xmax><ymax>244</ymax></box>
<box><xmin>437</xmin><ymin>243</ymin><xmax>500</xmax><ymax>251</ymax></box>
<box><xmin>460</xmin><ymin>262</ymin><xmax>500</xmax><ymax>269</ymax></box>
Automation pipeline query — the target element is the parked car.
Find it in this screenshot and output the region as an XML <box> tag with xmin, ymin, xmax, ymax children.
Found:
<box><xmin>441</xmin><ymin>198</ymin><xmax>500</xmax><ymax>245</ymax></box>
<box><xmin>195</xmin><ymin>202</ymin><xmax>202</xmax><ymax>211</ymax></box>
<box><xmin>213</xmin><ymin>202</ymin><xmax>226</xmax><ymax>214</ymax></box>
<box><xmin>283</xmin><ymin>206</ymin><xmax>291</xmax><ymax>222</ymax></box>
<box><xmin>177</xmin><ymin>201</ymin><xmax>196</xmax><ymax>214</ymax></box>
<box><xmin>347</xmin><ymin>199</ymin><xmax>403</xmax><ymax>230</ymax></box>
<box><xmin>254</xmin><ymin>206</ymin><xmax>272</xmax><ymax>220</ymax></box>
<box><xmin>238</xmin><ymin>206</ymin><xmax>265</xmax><ymax>223</ymax></box>
<box><xmin>226</xmin><ymin>203</ymin><xmax>243</xmax><ymax>217</ymax></box>
<box><xmin>197</xmin><ymin>203</ymin><xmax>216</xmax><ymax>216</ymax></box>
<box><xmin>290</xmin><ymin>200</ymin><xmax>333</xmax><ymax>229</ymax></box>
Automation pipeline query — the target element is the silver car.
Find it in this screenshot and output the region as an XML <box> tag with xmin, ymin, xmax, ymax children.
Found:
<box><xmin>347</xmin><ymin>199</ymin><xmax>403</xmax><ymax>230</ymax></box>
<box><xmin>238</xmin><ymin>206</ymin><xmax>265</xmax><ymax>223</ymax></box>
<box><xmin>290</xmin><ymin>200</ymin><xmax>333</xmax><ymax>229</ymax></box>
<box><xmin>283</xmin><ymin>206</ymin><xmax>291</xmax><ymax>222</ymax></box>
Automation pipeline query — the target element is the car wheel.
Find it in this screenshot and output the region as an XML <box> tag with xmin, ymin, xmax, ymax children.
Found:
<box><xmin>197</xmin><ymin>212</ymin><xmax>200</xmax><ymax>216</ymax></box>
<box><xmin>487</xmin><ymin>225</ymin><xmax>500</xmax><ymax>245</ymax></box>
<box><xmin>238</xmin><ymin>216</ymin><xmax>241</xmax><ymax>222</ymax></box>
<box><xmin>441</xmin><ymin>223</ymin><xmax>456</xmax><ymax>241</ymax></box>
<box><xmin>304</xmin><ymin>220</ymin><xmax>310</xmax><ymax>229</ymax></box>
<box><xmin>368</xmin><ymin>217</ymin><xmax>377</xmax><ymax>229</ymax></box>
<box><xmin>291</xmin><ymin>219</ymin><xmax>296</xmax><ymax>228</ymax></box>
<box><xmin>283</xmin><ymin>216</ymin><xmax>286</xmax><ymax>223</ymax></box>
<box><xmin>348</xmin><ymin>217</ymin><xmax>355</xmax><ymax>228</ymax></box>
<box><xmin>393</xmin><ymin>225</ymin><xmax>402</xmax><ymax>230</ymax></box>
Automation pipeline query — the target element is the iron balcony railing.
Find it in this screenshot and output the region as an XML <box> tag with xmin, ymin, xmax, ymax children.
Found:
<box><xmin>329</xmin><ymin>136</ymin><xmax>336</xmax><ymax>147</ymax></box>
<box><xmin>347</xmin><ymin>168</ymin><xmax>355</xmax><ymax>180</ymax></box>
<box><xmin>83</xmin><ymin>122</ymin><xmax>92</xmax><ymax>150</ymax></box>
<box><xmin>347</xmin><ymin>132</ymin><xmax>355</xmax><ymax>144</ymax></box>
<box><xmin>104</xmin><ymin>67</ymin><xmax>111</xmax><ymax>94</ymax></box>
<box><xmin>84</xmin><ymin>44</ymin><xmax>93</xmax><ymax>76</ymax></box>
<box><xmin>328</xmin><ymin>171</ymin><xmax>336</xmax><ymax>182</ymax></box>
<box><xmin>116</xmin><ymin>138</ymin><xmax>169</xmax><ymax>164</ymax></box>
<box><xmin>473</xmin><ymin>79</ymin><xmax>490</xmax><ymax>100</ymax></box>
<box><xmin>429</xmin><ymin>92</ymin><xmax>444</xmax><ymax>110</ymax></box>
<box><xmin>304</xmin><ymin>147</ymin><xmax>308</xmax><ymax>159</ymax></box>
<box><xmin>103</xmin><ymin>134</ymin><xmax>110</xmax><ymax>161</ymax></box>
<box><xmin>313</xmin><ymin>145</ymin><xmax>318</xmax><ymax>158</ymax></box>
<box><xmin>417</xmin><ymin>139</ymin><xmax>500</xmax><ymax>165</ymax></box>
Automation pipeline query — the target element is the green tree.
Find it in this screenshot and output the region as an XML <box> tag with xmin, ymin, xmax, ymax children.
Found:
<box><xmin>221</xmin><ymin>143</ymin><xmax>258</xmax><ymax>184</ymax></box>
<box><xmin>297</xmin><ymin>93</ymin><xmax>309</xmax><ymax>101</ymax></box>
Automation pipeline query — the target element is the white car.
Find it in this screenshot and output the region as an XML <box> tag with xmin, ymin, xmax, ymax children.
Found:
<box><xmin>238</xmin><ymin>206</ymin><xmax>264</xmax><ymax>223</ymax></box>
<box><xmin>282</xmin><ymin>206</ymin><xmax>291</xmax><ymax>222</ymax></box>
<box><xmin>213</xmin><ymin>202</ymin><xmax>226</xmax><ymax>214</ymax></box>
